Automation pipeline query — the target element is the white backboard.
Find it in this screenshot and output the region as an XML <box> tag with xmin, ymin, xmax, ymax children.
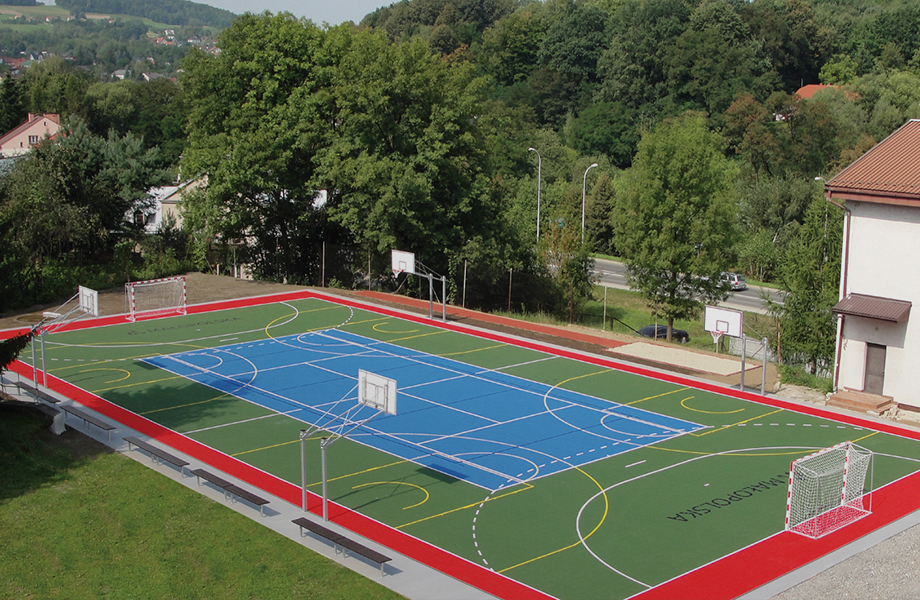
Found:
<box><xmin>358</xmin><ymin>369</ymin><xmax>397</xmax><ymax>415</ymax></box>
<box><xmin>704</xmin><ymin>305</ymin><xmax>743</xmax><ymax>338</ymax></box>
<box><xmin>79</xmin><ymin>286</ymin><xmax>99</xmax><ymax>317</ymax></box>
<box><xmin>391</xmin><ymin>249</ymin><xmax>416</xmax><ymax>275</ymax></box>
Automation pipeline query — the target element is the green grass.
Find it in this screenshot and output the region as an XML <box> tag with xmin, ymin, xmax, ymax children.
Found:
<box><xmin>0</xmin><ymin>408</ymin><xmax>403</xmax><ymax>600</ymax></box>
<box><xmin>778</xmin><ymin>364</ymin><xmax>834</xmax><ymax>395</ymax></box>
<box><xmin>505</xmin><ymin>285</ymin><xmax>776</xmax><ymax>351</ymax></box>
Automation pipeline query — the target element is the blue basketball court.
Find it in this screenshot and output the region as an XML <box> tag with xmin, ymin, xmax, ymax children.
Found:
<box><xmin>145</xmin><ymin>328</ymin><xmax>705</xmax><ymax>491</ymax></box>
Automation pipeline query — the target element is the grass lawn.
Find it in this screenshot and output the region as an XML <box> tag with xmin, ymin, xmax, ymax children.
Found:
<box><xmin>0</xmin><ymin>406</ymin><xmax>403</xmax><ymax>600</ymax></box>
<box><xmin>500</xmin><ymin>285</ymin><xmax>776</xmax><ymax>351</ymax></box>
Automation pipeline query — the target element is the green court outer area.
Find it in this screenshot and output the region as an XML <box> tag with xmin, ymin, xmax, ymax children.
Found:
<box><xmin>8</xmin><ymin>289</ymin><xmax>920</xmax><ymax>600</ymax></box>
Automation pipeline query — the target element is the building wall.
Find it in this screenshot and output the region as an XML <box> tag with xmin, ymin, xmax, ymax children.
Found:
<box><xmin>838</xmin><ymin>201</ymin><xmax>920</xmax><ymax>407</ymax></box>
<box><xmin>0</xmin><ymin>115</ymin><xmax>60</xmax><ymax>157</ymax></box>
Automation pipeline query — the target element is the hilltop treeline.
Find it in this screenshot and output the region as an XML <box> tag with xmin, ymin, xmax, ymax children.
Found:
<box><xmin>55</xmin><ymin>0</ymin><xmax>236</xmax><ymax>28</ymax></box>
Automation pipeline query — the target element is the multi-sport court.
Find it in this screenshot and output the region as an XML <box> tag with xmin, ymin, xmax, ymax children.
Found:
<box><xmin>11</xmin><ymin>289</ymin><xmax>920</xmax><ymax>599</ymax></box>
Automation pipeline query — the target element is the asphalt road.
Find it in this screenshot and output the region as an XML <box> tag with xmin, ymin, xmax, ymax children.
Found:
<box><xmin>593</xmin><ymin>257</ymin><xmax>783</xmax><ymax>315</ymax></box>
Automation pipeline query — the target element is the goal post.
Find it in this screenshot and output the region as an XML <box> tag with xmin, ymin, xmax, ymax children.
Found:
<box><xmin>785</xmin><ymin>441</ymin><xmax>873</xmax><ymax>538</ymax></box>
<box><xmin>125</xmin><ymin>276</ymin><xmax>187</xmax><ymax>322</ymax></box>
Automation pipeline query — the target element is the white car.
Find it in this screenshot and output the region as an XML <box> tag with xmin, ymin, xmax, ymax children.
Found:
<box><xmin>722</xmin><ymin>272</ymin><xmax>748</xmax><ymax>291</ymax></box>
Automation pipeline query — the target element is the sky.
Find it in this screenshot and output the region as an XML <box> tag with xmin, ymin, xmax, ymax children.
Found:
<box><xmin>195</xmin><ymin>0</ymin><xmax>393</xmax><ymax>25</ymax></box>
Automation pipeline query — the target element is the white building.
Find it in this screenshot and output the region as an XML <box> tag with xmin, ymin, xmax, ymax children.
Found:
<box><xmin>825</xmin><ymin>119</ymin><xmax>920</xmax><ymax>412</ymax></box>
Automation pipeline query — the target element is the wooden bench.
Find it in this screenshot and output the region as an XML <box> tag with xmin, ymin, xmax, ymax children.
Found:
<box><xmin>11</xmin><ymin>379</ymin><xmax>58</xmax><ymax>404</ymax></box>
<box><xmin>190</xmin><ymin>468</ymin><xmax>235</xmax><ymax>498</ymax></box>
<box><xmin>292</xmin><ymin>517</ymin><xmax>391</xmax><ymax>575</ymax></box>
<box><xmin>123</xmin><ymin>436</ymin><xmax>189</xmax><ymax>475</ymax></box>
<box><xmin>223</xmin><ymin>484</ymin><xmax>270</xmax><ymax>517</ymax></box>
<box><xmin>61</xmin><ymin>405</ymin><xmax>116</xmax><ymax>440</ymax></box>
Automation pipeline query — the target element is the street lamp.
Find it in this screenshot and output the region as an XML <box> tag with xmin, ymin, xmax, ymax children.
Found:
<box><xmin>528</xmin><ymin>147</ymin><xmax>542</xmax><ymax>242</ymax></box>
<box><xmin>582</xmin><ymin>163</ymin><xmax>599</xmax><ymax>243</ymax></box>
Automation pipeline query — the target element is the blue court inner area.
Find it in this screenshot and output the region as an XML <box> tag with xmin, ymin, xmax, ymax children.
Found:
<box><xmin>144</xmin><ymin>329</ymin><xmax>705</xmax><ymax>491</ymax></box>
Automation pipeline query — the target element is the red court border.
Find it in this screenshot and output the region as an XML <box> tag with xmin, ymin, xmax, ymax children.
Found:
<box><xmin>7</xmin><ymin>289</ymin><xmax>920</xmax><ymax>600</ymax></box>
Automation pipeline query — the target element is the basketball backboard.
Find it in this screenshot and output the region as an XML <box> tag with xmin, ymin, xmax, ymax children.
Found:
<box><xmin>78</xmin><ymin>286</ymin><xmax>99</xmax><ymax>317</ymax></box>
<box><xmin>704</xmin><ymin>305</ymin><xmax>743</xmax><ymax>338</ymax></box>
<box><xmin>391</xmin><ymin>249</ymin><xmax>416</xmax><ymax>275</ymax></box>
<box><xmin>358</xmin><ymin>369</ymin><xmax>397</xmax><ymax>415</ymax></box>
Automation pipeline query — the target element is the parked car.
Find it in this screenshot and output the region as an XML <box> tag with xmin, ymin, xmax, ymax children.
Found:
<box><xmin>722</xmin><ymin>272</ymin><xmax>748</xmax><ymax>291</ymax></box>
<box><xmin>638</xmin><ymin>325</ymin><xmax>690</xmax><ymax>344</ymax></box>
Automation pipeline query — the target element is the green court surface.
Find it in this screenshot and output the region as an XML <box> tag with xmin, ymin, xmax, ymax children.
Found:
<box><xmin>12</xmin><ymin>291</ymin><xmax>920</xmax><ymax>600</ymax></box>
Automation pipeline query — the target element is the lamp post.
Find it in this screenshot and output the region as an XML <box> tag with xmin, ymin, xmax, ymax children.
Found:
<box><xmin>528</xmin><ymin>147</ymin><xmax>542</xmax><ymax>243</ymax></box>
<box><xmin>582</xmin><ymin>163</ymin><xmax>599</xmax><ymax>243</ymax></box>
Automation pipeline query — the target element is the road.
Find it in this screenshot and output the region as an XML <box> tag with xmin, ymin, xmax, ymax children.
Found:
<box><xmin>593</xmin><ymin>258</ymin><xmax>783</xmax><ymax>315</ymax></box>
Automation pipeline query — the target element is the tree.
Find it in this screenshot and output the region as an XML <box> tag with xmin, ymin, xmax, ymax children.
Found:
<box><xmin>611</xmin><ymin>112</ymin><xmax>737</xmax><ymax>340</ymax></box>
<box><xmin>0</xmin><ymin>116</ymin><xmax>165</xmax><ymax>309</ymax></box>
<box><xmin>319</xmin><ymin>33</ymin><xmax>501</xmax><ymax>281</ymax></box>
<box><xmin>776</xmin><ymin>197</ymin><xmax>842</xmax><ymax>373</ymax></box>
<box><xmin>182</xmin><ymin>14</ymin><xmax>348</xmax><ymax>284</ymax></box>
<box><xmin>0</xmin><ymin>75</ymin><xmax>27</xmax><ymax>135</ymax></box>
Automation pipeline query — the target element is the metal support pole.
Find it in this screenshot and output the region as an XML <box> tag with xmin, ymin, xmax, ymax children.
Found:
<box><xmin>40</xmin><ymin>329</ymin><xmax>48</xmax><ymax>388</ymax></box>
<box><xmin>321</xmin><ymin>242</ymin><xmax>325</xmax><ymax>287</ymax></box>
<box><xmin>31</xmin><ymin>332</ymin><xmax>37</xmax><ymax>386</ymax></box>
<box><xmin>321</xmin><ymin>437</ymin><xmax>329</xmax><ymax>521</ymax></box>
<box><xmin>441</xmin><ymin>275</ymin><xmax>447</xmax><ymax>322</ymax></box>
<box><xmin>761</xmin><ymin>337</ymin><xmax>768</xmax><ymax>395</ymax></box>
<box><xmin>602</xmin><ymin>286</ymin><xmax>608</xmax><ymax>331</ymax></box>
<box><xmin>508</xmin><ymin>268</ymin><xmax>513</xmax><ymax>313</ymax></box>
<box><xmin>300</xmin><ymin>430</ymin><xmax>308</xmax><ymax>512</ymax></box>
<box><xmin>428</xmin><ymin>273</ymin><xmax>434</xmax><ymax>320</ymax></box>
<box><xmin>462</xmin><ymin>260</ymin><xmax>467</xmax><ymax>308</ymax></box>
<box><xmin>740</xmin><ymin>333</ymin><xmax>746</xmax><ymax>393</ymax></box>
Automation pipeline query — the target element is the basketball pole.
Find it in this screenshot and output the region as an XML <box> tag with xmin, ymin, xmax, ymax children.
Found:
<box><xmin>300</xmin><ymin>430</ymin><xmax>308</xmax><ymax>512</ymax></box>
<box><xmin>321</xmin><ymin>437</ymin><xmax>329</xmax><ymax>521</ymax></box>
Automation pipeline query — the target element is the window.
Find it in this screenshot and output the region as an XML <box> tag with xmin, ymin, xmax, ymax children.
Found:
<box><xmin>28</xmin><ymin>135</ymin><xmax>39</xmax><ymax>145</ymax></box>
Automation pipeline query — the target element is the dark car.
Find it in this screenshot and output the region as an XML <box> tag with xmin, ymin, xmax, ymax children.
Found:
<box><xmin>638</xmin><ymin>324</ymin><xmax>690</xmax><ymax>344</ymax></box>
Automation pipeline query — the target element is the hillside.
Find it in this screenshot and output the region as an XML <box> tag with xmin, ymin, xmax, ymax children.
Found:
<box><xmin>55</xmin><ymin>0</ymin><xmax>235</xmax><ymax>28</ymax></box>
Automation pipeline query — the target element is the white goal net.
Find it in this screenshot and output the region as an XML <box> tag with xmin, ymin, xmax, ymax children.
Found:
<box><xmin>785</xmin><ymin>441</ymin><xmax>873</xmax><ymax>538</ymax></box>
<box><xmin>125</xmin><ymin>276</ymin><xmax>187</xmax><ymax>322</ymax></box>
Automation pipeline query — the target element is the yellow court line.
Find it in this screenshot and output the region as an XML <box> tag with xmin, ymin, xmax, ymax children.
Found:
<box><xmin>141</xmin><ymin>395</ymin><xmax>232</xmax><ymax>416</ymax></box>
<box><xmin>78</xmin><ymin>367</ymin><xmax>132</xmax><ymax>384</ymax></box>
<box><xmin>372</xmin><ymin>322</ymin><xmax>420</xmax><ymax>334</ymax></box>
<box><xmin>691</xmin><ymin>408</ymin><xmax>785</xmax><ymax>437</ymax></box>
<box><xmin>499</xmin><ymin>465</ymin><xmax>609</xmax><ymax>574</ymax></box>
<box><xmin>680</xmin><ymin>396</ymin><xmax>746</xmax><ymax>415</ymax></box>
<box><xmin>396</xmin><ymin>483</ymin><xmax>533</xmax><ymax>529</ymax></box>
<box><xmin>232</xmin><ymin>437</ymin><xmax>301</xmax><ymax>456</ymax></box>
<box><xmin>351</xmin><ymin>481</ymin><xmax>430</xmax><ymax>510</ymax></box>
<box><xmin>93</xmin><ymin>374</ymin><xmax>187</xmax><ymax>394</ymax></box>
<box><xmin>386</xmin><ymin>330</ymin><xmax>449</xmax><ymax>344</ymax></box>
<box><xmin>854</xmin><ymin>430</ymin><xmax>879</xmax><ymax>444</ymax></box>
<box><xmin>437</xmin><ymin>343</ymin><xmax>507</xmax><ymax>358</ymax></box>
<box><xmin>626</xmin><ymin>387</ymin><xmax>692</xmax><ymax>406</ymax></box>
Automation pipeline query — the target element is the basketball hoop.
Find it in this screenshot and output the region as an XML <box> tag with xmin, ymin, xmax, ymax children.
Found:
<box><xmin>710</xmin><ymin>327</ymin><xmax>726</xmax><ymax>347</ymax></box>
<box><xmin>391</xmin><ymin>249</ymin><xmax>416</xmax><ymax>276</ymax></box>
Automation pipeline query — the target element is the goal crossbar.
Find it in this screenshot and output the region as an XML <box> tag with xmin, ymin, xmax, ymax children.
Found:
<box><xmin>785</xmin><ymin>441</ymin><xmax>873</xmax><ymax>539</ymax></box>
<box><xmin>125</xmin><ymin>276</ymin><xmax>187</xmax><ymax>322</ymax></box>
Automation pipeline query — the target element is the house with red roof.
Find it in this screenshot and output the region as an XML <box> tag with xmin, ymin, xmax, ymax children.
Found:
<box><xmin>0</xmin><ymin>113</ymin><xmax>60</xmax><ymax>158</ymax></box>
<box><xmin>823</xmin><ymin>119</ymin><xmax>920</xmax><ymax>413</ymax></box>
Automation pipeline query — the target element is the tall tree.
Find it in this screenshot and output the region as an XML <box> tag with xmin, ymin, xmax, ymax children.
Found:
<box><xmin>0</xmin><ymin>75</ymin><xmax>27</xmax><ymax>135</ymax></box>
<box><xmin>776</xmin><ymin>197</ymin><xmax>842</xmax><ymax>372</ymax></box>
<box><xmin>319</xmin><ymin>33</ymin><xmax>500</xmax><ymax>279</ymax></box>
<box><xmin>611</xmin><ymin>112</ymin><xmax>737</xmax><ymax>340</ymax></box>
<box><xmin>182</xmin><ymin>14</ymin><xmax>348</xmax><ymax>284</ymax></box>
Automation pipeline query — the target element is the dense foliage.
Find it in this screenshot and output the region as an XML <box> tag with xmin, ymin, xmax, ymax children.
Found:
<box><xmin>4</xmin><ymin>0</ymin><xmax>920</xmax><ymax>365</ymax></box>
